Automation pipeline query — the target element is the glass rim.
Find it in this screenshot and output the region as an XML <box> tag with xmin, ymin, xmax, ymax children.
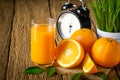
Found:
<box><xmin>31</xmin><ymin>18</ymin><xmax>55</xmax><ymax>26</ymax></box>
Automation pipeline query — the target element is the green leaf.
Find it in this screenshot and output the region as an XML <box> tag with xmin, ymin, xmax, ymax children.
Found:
<box><xmin>24</xmin><ymin>66</ymin><xmax>43</xmax><ymax>74</ymax></box>
<box><xmin>46</xmin><ymin>67</ymin><xmax>56</xmax><ymax>77</ymax></box>
<box><xmin>72</xmin><ymin>73</ymin><xmax>84</xmax><ymax>80</ymax></box>
<box><xmin>95</xmin><ymin>72</ymin><xmax>107</xmax><ymax>80</ymax></box>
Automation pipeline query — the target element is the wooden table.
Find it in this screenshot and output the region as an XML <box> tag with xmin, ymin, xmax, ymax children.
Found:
<box><xmin>0</xmin><ymin>0</ymin><xmax>120</xmax><ymax>80</ymax></box>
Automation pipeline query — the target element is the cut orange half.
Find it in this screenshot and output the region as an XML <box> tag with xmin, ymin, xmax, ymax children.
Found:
<box><xmin>56</xmin><ymin>39</ymin><xmax>84</xmax><ymax>68</ymax></box>
<box><xmin>83</xmin><ymin>53</ymin><xmax>98</xmax><ymax>74</ymax></box>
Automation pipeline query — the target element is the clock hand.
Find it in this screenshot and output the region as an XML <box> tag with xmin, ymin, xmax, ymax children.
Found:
<box><xmin>69</xmin><ymin>25</ymin><xmax>72</xmax><ymax>33</ymax></box>
<box><xmin>69</xmin><ymin>15</ymin><xmax>73</xmax><ymax>33</ymax></box>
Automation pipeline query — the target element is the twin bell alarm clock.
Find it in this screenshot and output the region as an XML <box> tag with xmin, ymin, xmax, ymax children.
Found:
<box><xmin>56</xmin><ymin>0</ymin><xmax>91</xmax><ymax>39</ymax></box>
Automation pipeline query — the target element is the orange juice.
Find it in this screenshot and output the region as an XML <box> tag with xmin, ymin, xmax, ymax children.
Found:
<box><xmin>31</xmin><ymin>24</ymin><xmax>55</xmax><ymax>64</ymax></box>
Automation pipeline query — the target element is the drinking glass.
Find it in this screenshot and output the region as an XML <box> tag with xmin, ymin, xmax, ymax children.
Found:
<box><xmin>31</xmin><ymin>18</ymin><xmax>55</xmax><ymax>66</ymax></box>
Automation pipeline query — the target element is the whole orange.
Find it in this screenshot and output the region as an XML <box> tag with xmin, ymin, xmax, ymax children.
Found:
<box><xmin>92</xmin><ymin>38</ymin><xmax>120</xmax><ymax>67</ymax></box>
<box><xmin>71</xmin><ymin>28</ymin><xmax>97</xmax><ymax>53</ymax></box>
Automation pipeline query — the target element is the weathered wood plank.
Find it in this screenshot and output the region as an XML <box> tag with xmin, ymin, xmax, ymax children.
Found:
<box><xmin>115</xmin><ymin>64</ymin><xmax>120</xmax><ymax>79</ymax></box>
<box><xmin>6</xmin><ymin>0</ymin><xmax>62</xmax><ymax>80</ymax></box>
<box><xmin>0</xmin><ymin>0</ymin><xmax>14</xmax><ymax>80</ymax></box>
<box><xmin>108</xmin><ymin>68</ymin><xmax>119</xmax><ymax>80</ymax></box>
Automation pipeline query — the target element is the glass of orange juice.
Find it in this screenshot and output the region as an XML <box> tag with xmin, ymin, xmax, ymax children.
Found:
<box><xmin>31</xmin><ymin>18</ymin><xmax>55</xmax><ymax>66</ymax></box>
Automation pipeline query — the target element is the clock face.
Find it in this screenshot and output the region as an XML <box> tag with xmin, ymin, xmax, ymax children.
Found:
<box><xmin>57</xmin><ymin>12</ymin><xmax>81</xmax><ymax>39</ymax></box>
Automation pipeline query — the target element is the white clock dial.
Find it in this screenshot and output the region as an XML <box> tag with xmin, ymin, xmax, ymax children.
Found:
<box><xmin>58</xmin><ymin>12</ymin><xmax>81</xmax><ymax>38</ymax></box>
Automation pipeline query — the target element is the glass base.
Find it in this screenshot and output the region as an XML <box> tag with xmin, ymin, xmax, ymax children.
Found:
<box><xmin>33</xmin><ymin>60</ymin><xmax>54</xmax><ymax>68</ymax></box>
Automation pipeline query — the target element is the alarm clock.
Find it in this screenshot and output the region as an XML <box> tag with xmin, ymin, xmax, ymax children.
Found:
<box><xmin>56</xmin><ymin>0</ymin><xmax>91</xmax><ymax>39</ymax></box>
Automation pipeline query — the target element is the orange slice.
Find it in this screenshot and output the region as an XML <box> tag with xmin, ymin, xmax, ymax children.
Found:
<box><xmin>56</xmin><ymin>39</ymin><xmax>84</xmax><ymax>68</ymax></box>
<box><xmin>83</xmin><ymin>53</ymin><xmax>98</xmax><ymax>74</ymax></box>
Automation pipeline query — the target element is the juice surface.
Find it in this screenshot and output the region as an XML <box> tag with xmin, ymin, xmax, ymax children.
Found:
<box><xmin>31</xmin><ymin>24</ymin><xmax>55</xmax><ymax>64</ymax></box>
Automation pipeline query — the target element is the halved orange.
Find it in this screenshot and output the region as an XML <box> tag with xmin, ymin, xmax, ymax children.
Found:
<box><xmin>56</xmin><ymin>39</ymin><xmax>84</xmax><ymax>68</ymax></box>
<box><xmin>83</xmin><ymin>53</ymin><xmax>98</xmax><ymax>74</ymax></box>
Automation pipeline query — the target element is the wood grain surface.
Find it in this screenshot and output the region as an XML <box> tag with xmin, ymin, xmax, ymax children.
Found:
<box><xmin>0</xmin><ymin>0</ymin><xmax>120</xmax><ymax>80</ymax></box>
<box><xmin>0</xmin><ymin>0</ymin><xmax>14</xmax><ymax>80</ymax></box>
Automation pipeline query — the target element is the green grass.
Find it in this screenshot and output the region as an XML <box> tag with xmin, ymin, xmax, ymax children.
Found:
<box><xmin>89</xmin><ymin>0</ymin><xmax>120</xmax><ymax>32</ymax></box>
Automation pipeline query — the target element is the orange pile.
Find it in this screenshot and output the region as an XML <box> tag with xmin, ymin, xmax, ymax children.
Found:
<box><xmin>55</xmin><ymin>28</ymin><xmax>98</xmax><ymax>74</ymax></box>
<box><xmin>55</xmin><ymin>28</ymin><xmax>120</xmax><ymax>74</ymax></box>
